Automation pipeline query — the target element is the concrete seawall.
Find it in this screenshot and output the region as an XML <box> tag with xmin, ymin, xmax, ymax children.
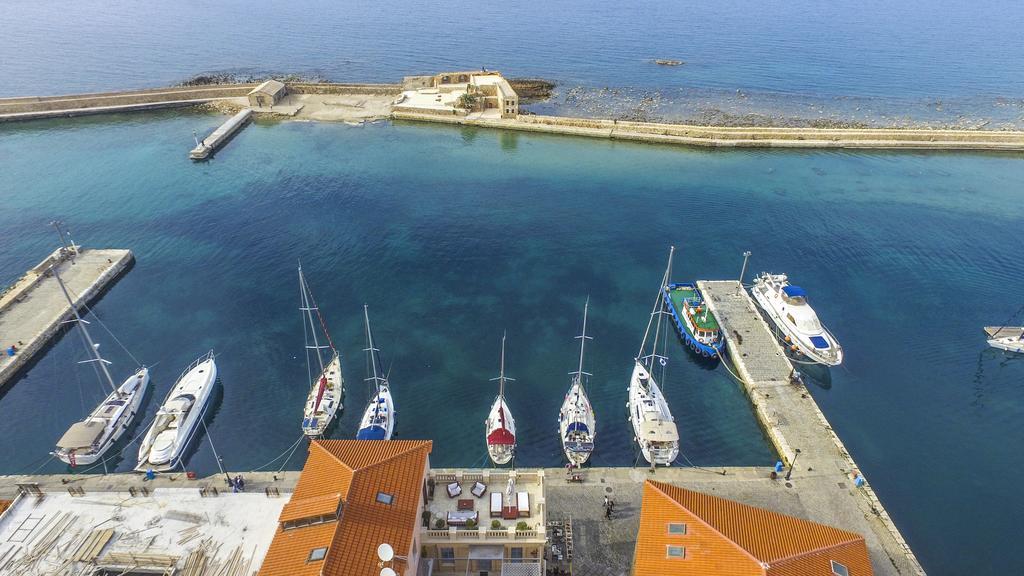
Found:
<box><xmin>0</xmin><ymin>248</ymin><xmax>134</xmax><ymax>390</ymax></box>
<box><xmin>393</xmin><ymin>110</ymin><xmax>1024</xmax><ymax>152</ymax></box>
<box><xmin>0</xmin><ymin>85</ymin><xmax>257</xmax><ymax>121</ymax></box>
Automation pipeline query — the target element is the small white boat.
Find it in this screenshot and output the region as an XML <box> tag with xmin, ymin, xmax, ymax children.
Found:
<box><xmin>356</xmin><ymin>306</ymin><xmax>395</xmax><ymax>441</ymax></box>
<box><xmin>136</xmin><ymin>351</ymin><xmax>217</xmax><ymax>472</ymax></box>
<box><xmin>628</xmin><ymin>247</ymin><xmax>680</xmax><ymax>466</ymax></box>
<box><xmin>985</xmin><ymin>326</ymin><xmax>1024</xmax><ymax>353</ymax></box>
<box><xmin>558</xmin><ymin>298</ymin><xmax>596</xmax><ymax>466</ymax></box>
<box><xmin>751</xmin><ymin>273</ymin><xmax>843</xmax><ymax>366</ymax></box>
<box><xmin>51</xmin><ymin>266</ymin><xmax>151</xmax><ymax>468</ymax></box>
<box><xmin>486</xmin><ymin>333</ymin><xmax>517</xmax><ymax>466</ymax></box>
<box><xmin>298</xmin><ymin>265</ymin><xmax>344</xmax><ymax>437</ymax></box>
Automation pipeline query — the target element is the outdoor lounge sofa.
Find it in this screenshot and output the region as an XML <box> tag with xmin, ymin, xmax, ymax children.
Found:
<box><xmin>447</xmin><ymin>482</ymin><xmax>462</xmax><ymax>498</ymax></box>
<box><xmin>517</xmin><ymin>491</ymin><xmax>530</xmax><ymax>517</ymax></box>
<box><xmin>471</xmin><ymin>481</ymin><xmax>487</xmax><ymax>498</ymax></box>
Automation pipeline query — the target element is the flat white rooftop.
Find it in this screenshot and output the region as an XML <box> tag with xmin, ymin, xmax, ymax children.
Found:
<box><xmin>0</xmin><ymin>487</ymin><xmax>288</xmax><ymax>574</ymax></box>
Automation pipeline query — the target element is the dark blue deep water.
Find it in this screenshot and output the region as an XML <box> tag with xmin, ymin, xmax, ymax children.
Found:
<box><xmin>0</xmin><ymin>114</ymin><xmax>1022</xmax><ymax>574</ymax></box>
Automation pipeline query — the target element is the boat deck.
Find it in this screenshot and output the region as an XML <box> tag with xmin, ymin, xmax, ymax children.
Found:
<box><xmin>665</xmin><ymin>284</ymin><xmax>719</xmax><ymax>331</ymax></box>
<box><xmin>698</xmin><ymin>280</ymin><xmax>924</xmax><ymax>576</ymax></box>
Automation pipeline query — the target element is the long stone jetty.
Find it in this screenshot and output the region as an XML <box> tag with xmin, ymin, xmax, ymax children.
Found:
<box><xmin>0</xmin><ymin>246</ymin><xmax>134</xmax><ymax>390</ymax></box>
<box><xmin>697</xmin><ymin>280</ymin><xmax>924</xmax><ymax>575</ymax></box>
<box><xmin>393</xmin><ymin>110</ymin><xmax>1024</xmax><ymax>151</ymax></box>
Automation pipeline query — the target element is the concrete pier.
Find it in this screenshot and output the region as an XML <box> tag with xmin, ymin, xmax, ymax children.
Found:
<box><xmin>697</xmin><ymin>280</ymin><xmax>924</xmax><ymax>575</ymax></box>
<box><xmin>0</xmin><ymin>247</ymin><xmax>134</xmax><ymax>390</ymax></box>
<box><xmin>190</xmin><ymin>108</ymin><xmax>253</xmax><ymax>159</ymax></box>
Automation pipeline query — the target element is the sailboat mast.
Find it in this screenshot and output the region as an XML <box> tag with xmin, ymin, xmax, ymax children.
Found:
<box><xmin>364</xmin><ymin>305</ymin><xmax>383</xmax><ymax>393</ymax></box>
<box><xmin>52</xmin><ymin>266</ymin><xmax>117</xmax><ymax>394</ymax></box>
<box><xmin>637</xmin><ymin>246</ymin><xmax>674</xmax><ymax>363</ymax></box>
<box><xmin>572</xmin><ymin>297</ymin><xmax>592</xmax><ymax>390</ymax></box>
<box><xmin>299</xmin><ymin>266</ymin><xmax>327</xmax><ymax>376</ymax></box>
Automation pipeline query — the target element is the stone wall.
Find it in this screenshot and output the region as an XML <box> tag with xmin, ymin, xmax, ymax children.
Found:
<box><xmin>0</xmin><ymin>85</ymin><xmax>257</xmax><ymax>115</ymax></box>
<box><xmin>287</xmin><ymin>83</ymin><xmax>401</xmax><ymax>96</ymax></box>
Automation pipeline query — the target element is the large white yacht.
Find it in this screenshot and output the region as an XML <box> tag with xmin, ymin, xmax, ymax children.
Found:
<box><xmin>51</xmin><ymin>266</ymin><xmax>151</xmax><ymax>467</ymax></box>
<box><xmin>627</xmin><ymin>247</ymin><xmax>680</xmax><ymax>466</ymax></box>
<box><xmin>136</xmin><ymin>351</ymin><xmax>217</xmax><ymax>472</ymax></box>
<box><xmin>751</xmin><ymin>273</ymin><xmax>843</xmax><ymax>366</ymax></box>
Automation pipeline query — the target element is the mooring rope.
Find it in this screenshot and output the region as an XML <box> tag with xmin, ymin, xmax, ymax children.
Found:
<box><xmin>250</xmin><ymin>434</ymin><xmax>306</xmax><ymax>472</ymax></box>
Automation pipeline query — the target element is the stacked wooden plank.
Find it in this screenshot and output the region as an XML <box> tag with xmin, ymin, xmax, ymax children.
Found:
<box><xmin>71</xmin><ymin>528</ymin><xmax>115</xmax><ymax>562</ymax></box>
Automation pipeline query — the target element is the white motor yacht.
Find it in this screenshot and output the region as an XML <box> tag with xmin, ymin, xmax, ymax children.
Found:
<box><xmin>136</xmin><ymin>351</ymin><xmax>217</xmax><ymax>472</ymax></box>
<box><xmin>751</xmin><ymin>273</ymin><xmax>843</xmax><ymax>366</ymax></box>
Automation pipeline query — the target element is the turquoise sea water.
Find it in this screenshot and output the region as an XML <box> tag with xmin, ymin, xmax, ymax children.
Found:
<box><xmin>0</xmin><ymin>113</ymin><xmax>1022</xmax><ymax>574</ymax></box>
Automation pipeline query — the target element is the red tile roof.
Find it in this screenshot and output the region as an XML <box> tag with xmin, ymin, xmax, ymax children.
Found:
<box><xmin>647</xmin><ymin>480</ymin><xmax>867</xmax><ymax>565</ymax></box>
<box><xmin>258</xmin><ymin>440</ymin><xmax>431</xmax><ymax>576</ymax></box>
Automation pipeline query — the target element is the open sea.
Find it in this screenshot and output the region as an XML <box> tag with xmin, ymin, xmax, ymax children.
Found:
<box><xmin>2</xmin><ymin>2</ymin><xmax>1024</xmax><ymax>574</ymax></box>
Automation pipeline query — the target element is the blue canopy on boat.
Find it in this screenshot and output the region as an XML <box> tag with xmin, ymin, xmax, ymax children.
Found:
<box><xmin>809</xmin><ymin>335</ymin><xmax>830</xmax><ymax>349</ymax></box>
<box><xmin>783</xmin><ymin>285</ymin><xmax>807</xmax><ymax>298</ymax></box>
<box><xmin>567</xmin><ymin>422</ymin><xmax>589</xmax><ymax>434</ymax></box>
<box><xmin>356</xmin><ymin>425</ymin><xmax>387</xmax><ymax>440</ymax></box>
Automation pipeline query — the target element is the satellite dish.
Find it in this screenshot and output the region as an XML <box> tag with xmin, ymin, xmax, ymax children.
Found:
<box><xmin>380</xmin><ymin>568</ymin><xmax>397</xmax><ymax>576</ymax></box>
<box><xmin>377</xmin><ymin>543</ymin><xmax>395</xmax><ymax>562</ymax></box>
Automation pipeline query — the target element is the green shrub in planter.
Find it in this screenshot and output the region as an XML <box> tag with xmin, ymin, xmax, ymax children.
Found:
<box><xmin>434</xmin><ymin>518</ymin><xmax>446</xmax><ymax>530</ymax></box>
<box><xmin>465</xmin><ymin>518</ymin><xmax>477</xmax><ymax>529</ymax></box>
<box><xmin>491</xmin><ymin>519</ymin><xmax>502</xmax><ymax>530</ymax></box>
<box><xmin>516</xmin><ymin>521</ymin><xmax>530</xmax><ymax>531</ymax></box>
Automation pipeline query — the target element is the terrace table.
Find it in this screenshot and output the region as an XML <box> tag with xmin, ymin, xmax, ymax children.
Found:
<box><xmin>457</xmin><ymin>499</ymin><xmax>474</xmax><ymax>511</ymax></box>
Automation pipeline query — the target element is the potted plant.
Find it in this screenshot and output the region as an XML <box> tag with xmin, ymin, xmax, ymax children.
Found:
<box><xmin>422</xmin><ymin>510</ymin><xmax>432</xmax><ymax>528</ymax></box>
<box><xmin>465</xmin><ymin>518</ymin><xmax>477</xmax><ymax>530</ymax></box>
<box><xmin>516</xmin><ymin>521</ymin><xmax>530</xmax><ymax>532</ymax></box>
<box><xmin>491</xmin><ymin>519</ymin><xmax>502</xmax><ymax>530</ymax></box>
<box><xmin>434</xmin><ymin>518</ymin><xmax>446</xmax><ymax>530</ymax></box>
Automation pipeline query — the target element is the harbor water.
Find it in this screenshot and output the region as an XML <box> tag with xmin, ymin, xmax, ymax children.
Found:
<box><xmin>0</xmin><ymin>113</ymin><xmax>1021</xmax><ymax>573</ymax></box>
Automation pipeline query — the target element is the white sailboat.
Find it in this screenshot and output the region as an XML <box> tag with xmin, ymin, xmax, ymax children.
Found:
<box><xmin>628</xmin><ymin>247</ymin><xmax>680</xmax><ymax>466</ymax></box>
<box><xmin>356</xmin><ymin>306</ymin><xmax>395</xmax><ymax>441</ymax></box>
<box><xmin>298</xmin><ymin>265</ymin><xmax>344</xmax><ymax>437</ymax></box>
<box><xmin>985</xmin><ymin>326</ymin><xmax>1024</xmax><ymax>353</ymax></box>
<box><xmin>558</xmin><ymin>298</ymin><xmax>596</xmax><ymax>466</ymax></box>
<box><xmin>751</xmin><ymin>273</ymin><xmax>843</xmax><ymax>366</ymax></box>
<box><xmin>51</xmin><ymin>266</ymin><xmax>150</xmax><ymax>468</ymax></box>
<box><xmin>136</xmin><ymin>351</ymin><xmax>217</xmax><ymax>472</ymax></box>
<box><xmin>486</xmin><ymin>333</ymin><xmax>517</xmax><ymax>466</ymax></box>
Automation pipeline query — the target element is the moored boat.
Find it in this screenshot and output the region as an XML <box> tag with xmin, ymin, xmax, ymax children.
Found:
<box><xmin>486</xmin><ymin>333</ymin><xmax>517</xmax><ymax>466</ymax></box>
<box><xmin>51</xmin><ymin>266</ymin><xmax>151</xmax><ymax>468</ymax></box>
<box><xmin>663</xmin><ymin>281</ymin><xmax>725</xmax><ymax>358</ymax></box>
<box><xmin>136</xmin><ymin>351</ymin><xmax>217</xmax><ymax>472</ymax></box>
<box><xmin>558</xmin><ymin>298</ymin><xmax>596</xmax><ymax>466</ymax></box>
<box><xmin>356</xmin><ymin>305</ymin><xmax>395</xmax><ymax>441</ymax></box>
<box><xmin>985</xmin><ymin>326</ymin><xmax>1024</xmax><ymax>353</ymax></box>
<box><xmin>628</xmin><ymin>247</ymin><xmax>680</xmax><ymax>466</ymax></box>
<box><xmin>751</xmin><ymin>273</ymin><xmax>843</xmax><ymax>366</ymax></box>
<box><xmin>298</xmin><ymin>265</ymin><xmax>344</xmax><ymax>437</ymax></box>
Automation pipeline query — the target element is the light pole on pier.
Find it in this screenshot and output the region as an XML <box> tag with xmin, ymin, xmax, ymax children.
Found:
<box><xmin>739</xmin><ymin>250</ymin><xmax>752</xmax><ymax>287</ymax></box>
<box><xmin>50</xmin><ymin>220</ymin><xmax>70</xmax><ymax>253</ymax></box>
<box><xmin>785</xmin><ymin>448</ymin><xmax>802</xmax><ymax>481</ymax></box>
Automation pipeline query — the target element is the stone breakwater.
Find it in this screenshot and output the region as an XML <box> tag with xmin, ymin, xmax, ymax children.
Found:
<box><xmin>393</xmin><ymin>110</ymin><xmax>1024</xmax><ymax>151</ymax></box>
<box><xmin>3</xmin><ymin>82</ymin><xmax>1024</xmax><ymax>151</ymax></box>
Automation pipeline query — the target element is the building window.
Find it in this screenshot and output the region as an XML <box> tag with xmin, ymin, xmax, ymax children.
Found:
<box><xmin>308</xmin><ymin>547</ymin><xmax>328</xmax><ymax>562</ymax></box>
<box><xmin>440</xmin><ymin>547</ymin><xmax>455</xmax><ymax>565</ymax></box>
<box><xmin>376</xmin><ymin>492</ymin><xmax>394</xmax><ymax>505</ymax></box>
<box><xmin>511</xmin><ymin>547</ymin><xmax>523</xmax><ymax>563</ymax></box>
<box><xmin>831</xmin><ymin>561</ymin><xmax>850</xmax><ymax>576</ymax></box>
<box><xmin>666</xmin><ymin>545</ymin><xmax>686</xmax><ymax>559</ymax></box>
<box><xmin>667</xmin><ymin>522</ymin><xmax>687</xmax><ymax>535</ymax></box>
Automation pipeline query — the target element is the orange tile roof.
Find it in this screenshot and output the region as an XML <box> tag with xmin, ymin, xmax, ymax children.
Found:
<box><xmin>279</xmin><ymin>492</ymin><xmax>343</xmax><ymax>523</ymax></box>
<box><xmin>258</xmin><ymin>440</ymin><xmax>432</xmax><ymax>576</ymax></box>
<box><xmin>646</xmin><ymin>480</ymin><xmax>871</xmax><ymax>571</ymax></box>
<box><xmin>0</xmin><ymin>499</ymin><xmax>12</xmax><ymax>516</ymax></box>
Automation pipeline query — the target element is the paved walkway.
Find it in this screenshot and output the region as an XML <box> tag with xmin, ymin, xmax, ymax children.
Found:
<box><xmin>699</xmin><ymin>281</ymin><xmax>924</xmax><ymax>575</ymax></box>
<box><xmin>0</xmin><ymin>248</ymin><xmax>133</xmax><ymax>389</ymax></box>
